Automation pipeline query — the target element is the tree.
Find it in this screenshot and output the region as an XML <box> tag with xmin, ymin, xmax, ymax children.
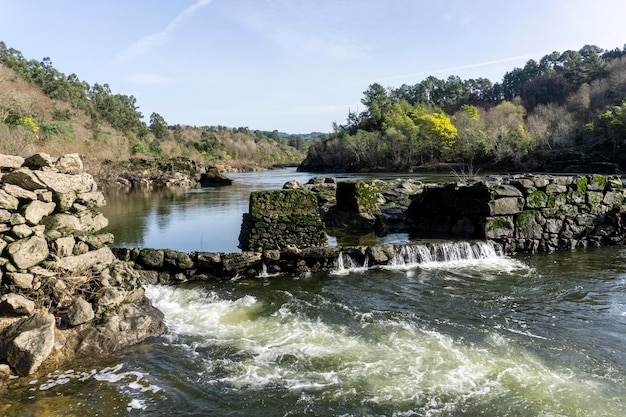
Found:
<box><xmin>149</xmin><ymin>112</ymin><xmax>168</xmax><ymax>140</ymax></box>
<box><xmin>361</xmin><ymin>83</ymin><xmax>391</xmax><ymax>130</ymax></box>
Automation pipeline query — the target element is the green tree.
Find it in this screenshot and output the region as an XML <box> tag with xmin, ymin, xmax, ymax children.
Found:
<box><xmin>149</xmin><ymin>112</ymin><xmax>169</xmax><ymax>139</ymax></box>
<box><xmin>361</xmin><ymin>83</ymin><xmax>391</xmax><ymax>130</ymax></box>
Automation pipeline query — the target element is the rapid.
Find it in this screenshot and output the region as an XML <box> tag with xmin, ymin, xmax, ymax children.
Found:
<box><xmin>2</xmin><ymin>170</ymin><xmax>625</xmax><ymax>416</ymax></box>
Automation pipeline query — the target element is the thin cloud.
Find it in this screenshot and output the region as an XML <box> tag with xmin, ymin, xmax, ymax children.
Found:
<box><xmin>382</xmin><ymin>53</ymin><xmax>542</xmax><ymax>82</ymax></box>
<box><xmin>116</xmin><ymin>0</ymin><xmax>213</xmax><ymax>62</ymax></box>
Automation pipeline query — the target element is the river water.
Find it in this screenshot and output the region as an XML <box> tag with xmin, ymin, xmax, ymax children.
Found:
<box><xmin>2</xmin><ymin>170</ymin><xmax>626</xmax><ymax>416</ymax></box>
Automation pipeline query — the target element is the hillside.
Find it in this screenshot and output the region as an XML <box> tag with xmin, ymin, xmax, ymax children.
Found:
<box><xmin>0</xmin><ymin>42</ymin><xmax>307</xmax><ymax>183</ymax></box>
<box><xmin>300</xmin><ymin>43</ymin><xmax>626</xmax><ymax>174</ymax></box>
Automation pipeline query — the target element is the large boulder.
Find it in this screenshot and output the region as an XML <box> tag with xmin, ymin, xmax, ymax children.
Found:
<box><xmin>76</xmin><ymin>303</ymin><xmax>165</xmax><ymax>357</ymax></box>
<box><xmin>0</xmin><ymin>313</ymin><xmax>56</xmax><ymax>376</ymax></box>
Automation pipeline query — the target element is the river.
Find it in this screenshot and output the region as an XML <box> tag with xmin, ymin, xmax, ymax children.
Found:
<box><xmin>2</xmin><ymin>169</ymin><xmax>626</xmax><ymax>416</ymax></box>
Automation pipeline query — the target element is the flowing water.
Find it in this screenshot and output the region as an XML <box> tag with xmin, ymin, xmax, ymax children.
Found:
<box><xmin>2</xmin><ymin>170</ymin><xmax>626</xmax><ymax>416</ymax></box>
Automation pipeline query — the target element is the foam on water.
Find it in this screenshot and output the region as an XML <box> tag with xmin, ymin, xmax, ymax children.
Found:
<box><xmin>145</xmin><ymin>284</ymin><xmax>622</xmax><ymax>415</ymax></box>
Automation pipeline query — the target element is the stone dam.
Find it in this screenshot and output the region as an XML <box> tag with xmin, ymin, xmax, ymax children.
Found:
<box><xmin>121</xmin><ymin>172</ymin><xmax>626</xmax><ymax>283</ymax></box>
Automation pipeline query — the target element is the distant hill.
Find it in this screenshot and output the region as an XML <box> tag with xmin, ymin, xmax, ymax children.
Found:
<box><xmin>0</xmin><ymin>41</ymin><xmax>305</xmax><ymax>175</ymax></box>
<box><xmin>300</xmin><ymin>43</ymin><xmax>626</xmax><ymax>174</ymax></box>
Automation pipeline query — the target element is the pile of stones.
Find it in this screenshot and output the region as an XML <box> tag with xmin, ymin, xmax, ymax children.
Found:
<box><xmin>0</xmin><ymin>153</ymin><xmax>164</xmax><ymax>379</ymax></box>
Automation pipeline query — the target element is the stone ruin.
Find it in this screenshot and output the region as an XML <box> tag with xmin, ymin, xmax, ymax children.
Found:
<box><xmin>0</xmin><ymin>153</ymin><xmax>164</xmax><ymax>379</ymax></box>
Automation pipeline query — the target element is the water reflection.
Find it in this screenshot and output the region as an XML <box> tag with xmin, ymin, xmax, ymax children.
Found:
<box><xmin>101</xmin><ymin>168</ymin><xmax>454</xmax><ymax>253</ymax></box>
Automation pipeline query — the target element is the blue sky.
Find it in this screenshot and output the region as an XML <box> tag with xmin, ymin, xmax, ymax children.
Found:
<box><xmin>1</xmin><ymin>0</ymin><xmax>625</xmax><ymax>133</ymax></box>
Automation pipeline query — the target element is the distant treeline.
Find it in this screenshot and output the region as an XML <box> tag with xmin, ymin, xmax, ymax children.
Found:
<box><xmin>301</xmin><ymin>44</ymin><xmax>626</xmax><ymax>173</ymax></box>
<box><xmin>0</xmin><ymin>41</ymin><xmax>307</xmax><ymax>167</ymax></box>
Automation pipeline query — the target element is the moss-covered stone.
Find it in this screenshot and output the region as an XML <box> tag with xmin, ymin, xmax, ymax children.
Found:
<box><xmin>240</xmin><ymin>190</ymin><xmax>327</xmax><ymax>251</ymax></box>
<box><xmin>526</xmin><ymin>190</ymin><xmax>548</xmax><ymax>208</ymax></box>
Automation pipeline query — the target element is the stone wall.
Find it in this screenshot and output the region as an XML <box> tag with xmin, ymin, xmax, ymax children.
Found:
<box><xmin>0</xmin><ymin>153</ymin><xmax>165</xmax><ymax>379</ymax></box>
<box><xmin>238</xmin><ymin>189</ymin><xmax>327</xmax><ymax>251</ymax></box>
<box><xmin>407</xmin><ymin>174</ymin><xmax>626</xmax><ymax>253</ymax></box>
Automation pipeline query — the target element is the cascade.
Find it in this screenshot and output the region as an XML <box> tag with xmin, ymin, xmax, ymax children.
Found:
<box><xmin>387</xmin><ymin>241</ymin><xmax>504</xmax><ymax>269</ymax></box>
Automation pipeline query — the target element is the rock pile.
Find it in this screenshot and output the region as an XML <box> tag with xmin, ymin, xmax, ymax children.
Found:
<box><xmin>0</xmin><ymin>153</ymin><xmax>164</xmax><ymax>378</ymax></box>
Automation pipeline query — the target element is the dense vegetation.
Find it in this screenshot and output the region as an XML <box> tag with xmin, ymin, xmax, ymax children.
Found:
<box><xmin>300</xmin><ymin>44</ymin><xmax>626</xmax><ymax>173</ymax></box>
<box><xmin>0</xmin><ymin>41</ymin><xmax>308</xmax><ymax>171</ymax></box>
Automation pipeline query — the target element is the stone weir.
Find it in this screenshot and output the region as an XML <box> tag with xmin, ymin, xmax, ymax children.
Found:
<box><xmin>0</xmin><ymin>153</ymin><xmax>165</xmax><ymax>380</ymax></box>
<box><xmin>406</xmin><ymin>174</ymin><xmax>626</xmax><ymax>253</ymax></box>
<box><xmin>117</xmin><ymin>172</ymin><xmax>626</xmax><ymax>285</ymax></box>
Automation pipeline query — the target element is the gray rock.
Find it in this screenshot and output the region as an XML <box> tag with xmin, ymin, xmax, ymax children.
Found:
<box><xmin>492</xmin><ymin>184</ymin><xmax>523</xmax><ymax>197</ymax></box>
<box><xmin>0</xmin><ymin>190</ymin><xmax>19</xmax><ymax>210</ymax></box>
<box><xmin>76</xmin><ymin>303</ymin><xmax>165</xmax><ymax>357</ymax></box>
<box><xmin>546</xmin><ymin>184</ymin><xmax>568</xmax><ymax>194</ymax></box>
<box><xmin>221</xmin><ymin>252</ymin><xmax>262</xmax><ymax>274</ymax></box>
<box><xmin>54</xmin><ymin>153</ymin><xmax>83</xmax><ymax>174</ymax></box>
<box><xmin>0</xmin><ymin>313</ymin><xmax>56</xmax><ymax>376</ymax></box>
<box><xmin>75</xmin><ymin>191</ymin><xmax>106</xmax><ymax>208</ymax></box>
<box><xmin>52</xmin><ymin>236</ymin><xmax>75</xmax><ymax>257</ymax></box>
<box><xmin>137</xmin><ymin>249</ymin><xmax>165</xmax><ymax>268</ymax></box>
<box><xmin>94</xmin><ymin>287</ymin><xmax>127</xmax><ymax>309</ymax></box>
<box><xmin>485</xmin><ymin>216</ymin><xmax>514</xmax><ymax>239</ymax></box>
<box><xmin>23</xmin><ymin>200</ymin><xmax>56</xmax><ymax>225</ymax></box>
<box><xmin>0</xmin><ymin>209</ymin><xmax>10</xmax><ymax>222</ymax></box>
<box><xmin>35</xmin><ymin>189</ymin><xmax>53</xmax><ymax>203</ymax></box>
<box><xmin>2</xmin><ymin>183</ymin><xmax>38</xmax><ymax>201</ymax></box>
<box><xmin>78</xmin><ymin>233</ymin><xmax>114</xmax><ymax>250</ymax></box>
<box><xmin>10</xmin><ymin>213</ymin><xmax>25</xmax><ymax>225</ymax></box>
<box><xmin>11</xmin><ymin>224</ymin><xmax>33</xmax><ymax>239</ymax></box>
<box><xmin>67</xmin><ymin>298</ymin><xmax>94</xmax><ymax>326</ymax></box>
<box><xmin>33</xmin><ymin>171</ymin><xmax>96</xmax><ymax>194</ymax></box>
<box><xmin>0</xmin><ymin>293</ymin><xmax>35</xmax><ymax>316</ymax></box>
<box><xmin>488</xmin><ymin>197</ymin><xmax>525</xmax><ymax>215</ymax></box>
<box><xmin>6</xmin><ymin>235</ymin><xmax>49</xmax><ymax>270</ymax></box>
<box><xmin>6</xmin><ymin>272</ymin><xmax>34</xmax><ymax>290</ymax></box>
<box><xmin>42</xmin><ymin>212</ymin><xmax>108</xmax><ymax>239</ymax></box>
<box><xmin>53</xmin><ymin>192</ymin><xmax>76</xmax><ymax>211</ymax></box>
<box><xmin>56</xmin><ymin>247</ymin><xmax>116</xmax><ymax>273</ymax></box>
<box><xmin>366</xmin><ymin>244</ymin><xmax>396</xmax><ymax>264</ymax></box>
<box><xmin>283</xmin><ymin>180</ymin><xmax>304</xmax><ymax>190</ymax></box>
<box><xmin>72</xmin><ymin>241</ymin><xmax>89</xmax><ymax>255</ymax></box>
<box><xmin>0</xmin><ymin>154</ymin><xmax>24</xmax><ymax>169</ymax></box>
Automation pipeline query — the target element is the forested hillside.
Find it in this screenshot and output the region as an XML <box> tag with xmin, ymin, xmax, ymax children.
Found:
<box><xmin>300</xmin><ymin>44</ymin><xmax>626</xmax><ymax>174</ymax></box>
<box><xmin>0</xmin><ymin>42</ymin><xmax>306</xmax><ymax>174</ymax></box>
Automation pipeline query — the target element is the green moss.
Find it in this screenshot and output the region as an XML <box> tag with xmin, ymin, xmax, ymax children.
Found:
<box><xmin>576</xmin><ymin>177</ymin><xmax>588</xmax><ymax>193</ymax></box>
<box><xmin>609</xmin><ymin>178</ymin><xmax>623</xmax><ymax>189</ymax></box>
<box><xmin>526</xmin><ymin>190</ymin><xmax>548</xmax><ymax>208</ymax></box>
<box><xmin>516</xmin><ymin>210</ymin><xmax>535</xmax><ymax>228</ymax></box>
<box><xmin>355</xmin><ymin>182</ymin><xmax>379</xmax><ymax>209</ymax></box>
<box><xmin>486</xmin><ymin>217</ymin><xmax>507</xmax><ymax>231</ymax></box>
<box><xmin>587</xmin><ymin>191</ymin><xmax>602</xmax><ymax>206</ymax></box>
<box><xmin>591</xmin><ymin>174</ymin><xmax>607</xmax><ymax>188</ymax></box>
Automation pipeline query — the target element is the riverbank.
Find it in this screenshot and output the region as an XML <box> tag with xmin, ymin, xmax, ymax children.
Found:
<box><xmin>0</xmin><ymin>153</ymin><xmax>165</xmax><ymax>385</ymax></box>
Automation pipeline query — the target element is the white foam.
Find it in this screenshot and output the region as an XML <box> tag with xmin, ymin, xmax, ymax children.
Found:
<box><xmin>145</xmin><ymin>283</ymin><xmax>609</xmax><ymax>413</ymax></box>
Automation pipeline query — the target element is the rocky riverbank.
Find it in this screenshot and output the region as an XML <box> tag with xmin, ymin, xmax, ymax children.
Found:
<box><xmin>0</xmin><ymin>153</ymin><xmax>165</xmax><ymax>384</ymax></box>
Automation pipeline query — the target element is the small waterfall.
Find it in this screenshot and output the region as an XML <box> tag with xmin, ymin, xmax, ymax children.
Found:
<box><xmin>386</xmin><ymin>241</ymin><xmax>505</xmax><ymax>270</ymax></box>
<box><xmin>332</xmin><ymin>252</ymin><xmax>368</xmax><ymax>275</ymax></box>
<box><xmin>258</xmin><ymin>262</ymin><xmax>278</xmax><ymax>278</ymax></box>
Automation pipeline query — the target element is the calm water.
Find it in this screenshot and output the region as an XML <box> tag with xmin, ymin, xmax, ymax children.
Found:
<box><xmin>2</xmin><ymin>170</ymin><xmax>626</xmax><ymax>416</ymax></box>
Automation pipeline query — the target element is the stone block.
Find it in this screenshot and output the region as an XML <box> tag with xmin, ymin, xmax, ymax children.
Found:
<box><xmin>488</xmin><ymin>197</ymin><xmax>525</xmax><ymax>215</ymax></box>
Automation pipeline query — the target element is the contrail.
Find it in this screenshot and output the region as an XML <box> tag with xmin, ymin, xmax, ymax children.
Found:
<box><xmin>381</xmin><ymin>53</ymin><xmax>542</xmax><ymax>82</ymax></box>
<box><xmin>116</xmin><ymin>0</ymin><xmax>214</xmax><ymax>63</ymax></box>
